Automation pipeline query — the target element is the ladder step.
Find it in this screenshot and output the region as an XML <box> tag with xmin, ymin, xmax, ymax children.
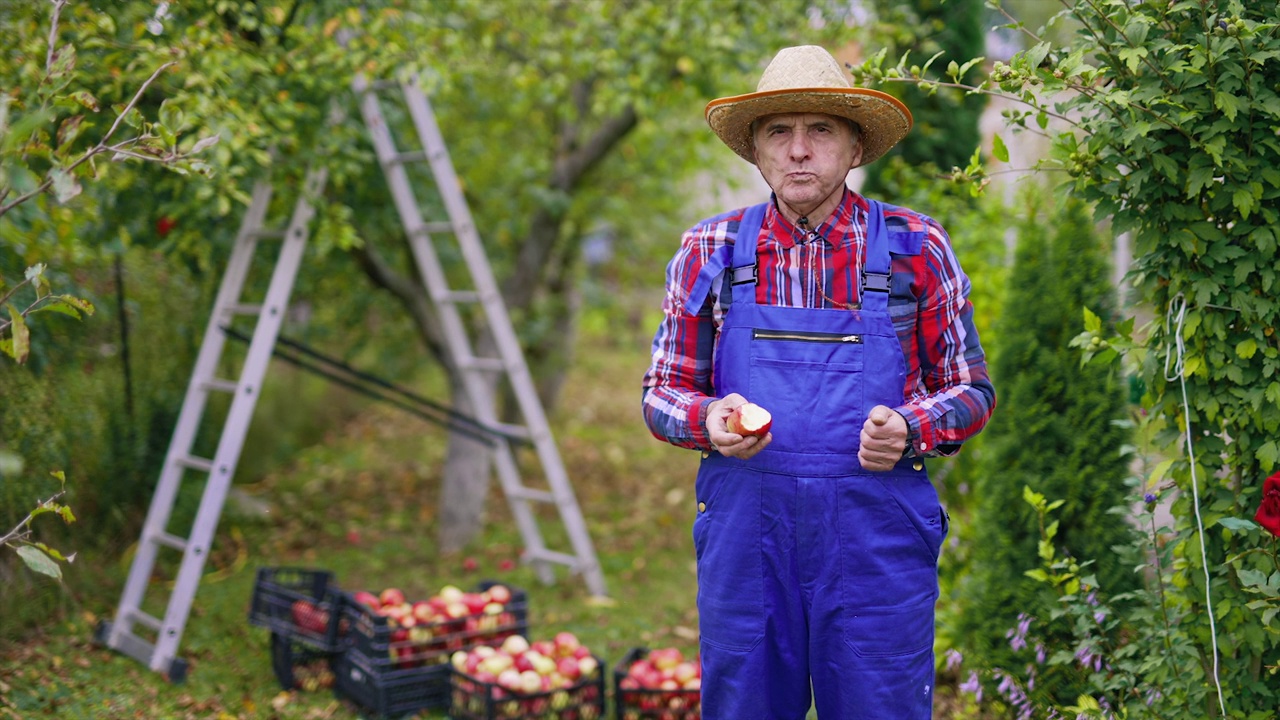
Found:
<box><xmin>414</xmin><ymin>221</ymin><xmax>455</xmax><ymax>235</ymax></box>
<box><xmin>523</xmin><ymin>548</ymin><xmax>583</xmax><ymax>571</ymax></box>
<box><xmin>369</xmin><ymin>79</ymin><xmax>399</xmax><ymax>92</ymax></box>
<box><xmin>491</xmin><ymin>422</ymin><xmax>531</xmax><ymax>441</ymax></box>
<box><xmin>150</xmin><ymin>531</ymin><xmax>189</xmax><ymax>552</ymax></box>
<box><xmin>458</xmin><ymin>356</ymin><xmax>505</xmax><ymax>372</ymax></box>
<box><xmin>439</xmin><ymin>290</ymin><xmax>480</xmax><ymax>304</ymax></box>
<box><xmin>248</xmin><ymin>229</ymin><xmax>287</xmax><ymax>241</ymax></box>
<box><xmin>127</xmin><ymin>608</ymin><xmax>163</xmax><ymax>632</ymax></box>
<box><xmin>508</xmin><ymin>486</ymin><xmax>556</xmax><ymax>504</ymax></box>
<box><xmin>390</xmin><ymin>150</ymin><xmax>428</xmax><ymax>165</ymax></box>
<box><xmin>199</xmin><ymin>378</ymin><xmax>238</xmax><ymax>393</ymax></box>
<box><xmin>224</xmin><ymin>303</ymin><xmax>263</xmax><ymax>317</ymax></box>
<box><xmin>175</xmin><ymin>455</ymin><xmax>213</xmax><ymax>473</ymax></box>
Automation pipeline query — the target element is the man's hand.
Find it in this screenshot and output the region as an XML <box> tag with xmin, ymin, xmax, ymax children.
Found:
<box><xmin>859</xmin><ymin>405</ymin><xmax>908</xmax><ymax>471</ymax></box>
<box><xmin>706</xmin><ymin>393</ymin><xmax>771</xmax><ymax>460</ymax></box>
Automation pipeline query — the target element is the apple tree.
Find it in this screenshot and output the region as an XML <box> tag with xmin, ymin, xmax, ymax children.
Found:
<box><xmin>852</xmin><ymin>0</ymin><xmax>1280</xmax><ymax>714</ymax></box>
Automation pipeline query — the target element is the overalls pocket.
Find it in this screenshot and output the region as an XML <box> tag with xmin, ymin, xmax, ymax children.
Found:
<box><xmin>837</xmin><ymin>474</ymin><xmax>941</xmax><ymax>657</ymax></box>
<box><xmin>693</xmin><ymin>463</ymin><xmax>764</xmax><ymax>652</ymax></box>
<box><xmin>747</xmin><ymin>329</ymin><xmax>865</xmax><ymax>456</ymax></box>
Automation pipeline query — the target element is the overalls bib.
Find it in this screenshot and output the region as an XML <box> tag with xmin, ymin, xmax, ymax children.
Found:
<box><xmin>693</xmin><ymin>201</ymin><xmax>946</xmax><ymax>719</ymax></box>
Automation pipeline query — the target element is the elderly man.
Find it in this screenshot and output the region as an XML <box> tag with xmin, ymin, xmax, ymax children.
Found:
<box><xmin>641</xmin><ymin>45</ymin><xmax>996</xmax><ymax>718</ymax></box>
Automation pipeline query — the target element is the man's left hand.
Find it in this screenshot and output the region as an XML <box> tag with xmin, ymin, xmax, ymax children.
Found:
<box><xmin>859</xmin><ymin>405</ymin><xmax>908</xmax><ymax>472</ymax></box>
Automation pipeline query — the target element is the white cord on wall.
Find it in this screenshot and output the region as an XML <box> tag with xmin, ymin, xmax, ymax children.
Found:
<box><xmin>1163</xmin><ymin>293</ymin><xmax>1226</xmax><ymax>716</ymax></box>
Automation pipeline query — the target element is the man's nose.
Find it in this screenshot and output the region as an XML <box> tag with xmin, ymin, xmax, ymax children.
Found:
<box><xmin>788</xmin><ymin>132</ymin><xmax>812</xmax><ymax>161</ymax></box>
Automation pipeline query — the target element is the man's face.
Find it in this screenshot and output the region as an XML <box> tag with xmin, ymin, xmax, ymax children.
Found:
<box><xmin>752</xmin><ymin>112</ymin><xmax>862</xmax><ymax>217</ymax></box>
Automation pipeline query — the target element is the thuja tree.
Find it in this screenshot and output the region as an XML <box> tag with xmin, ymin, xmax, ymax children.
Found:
<box><xmin>853</xmin><ymin>0</ymin><xmax>1280</xmax><ymax>715</ymax></box>
<box><xmin>956</xmin><ymin>194</ymin><xmax>1133</xmax><ymax>704</ymax></box>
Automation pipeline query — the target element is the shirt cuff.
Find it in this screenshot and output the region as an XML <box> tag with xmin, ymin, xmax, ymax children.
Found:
<box><xmin>895</xmin><ymin>404</ymin><xmax>940</xmax><ymax>457</ymax></box>
<box><xmin>691</xmin><ymin>396</ymin><xmax>717</xmax><ymax>451</ymax></box>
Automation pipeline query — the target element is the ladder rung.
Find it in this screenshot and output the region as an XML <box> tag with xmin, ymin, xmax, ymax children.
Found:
<box><xmin>439</xmin><ymin>290</ymin><xmax>480</xmax><ymax>304</ymax></box>
<box><xmin>491</xmin><ymin>422</ymin><xmax>531</xmax><ymax>440</ymax></box>
<box><xmin>199</xmin><ymin>378</ymin><xmax>238</xmax><ymax>393</ymax></box>
<box><xmin>508</xmin><ymin>486</ymin><xmax>556</xmax><ymax>504</ymax></box>
<box><xmin>369</xmin><ymin>79</ymin><xmax>399</xmax><ymax>91</ymax></box>
<box><xmin>175</xmin><ymin>455</ymin><xmax>213</xmax><ymax>473</ymax></box>
<box><xmin>150</xmin><ymin>531</ymin><xmax>188</xmax><ymax>552</ymax></box>
<box><xmin>248</xmin><ymin>229</ymin><xmax>286</xmax><ymax>241</ymax></box>
<box><xmin>224</xmin><ymin>303</ymin><xmax>262</xmax><ymax>316</ymax></box>
<box><xmin>390</xmin><ymin>150</ymin><xmax>428</xmax><ymax>165</ymax></box>
<box><xmin>458</xmin><ymin>356</ymin><xmax>505</xmax><ymax>372</ymax></box>
<box><xmin>127</xmin><ymin>608</ymin><xmax>163</xmax><ymax>632</ymax></box>
<box><xmin>415</xmin><ymin>221</ymin><xmax>454</xmax><ymax>235</ymax></box>
<box><xmin>523</xmin><ymin>548</ymin><xmax>583</xmax><ymax>570</ymax></box>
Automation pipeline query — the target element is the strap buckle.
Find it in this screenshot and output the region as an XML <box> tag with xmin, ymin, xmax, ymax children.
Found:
<box><xmin>731</xmin><ymin>264</ymin><xmax>758</xmax><ymax>286</ymax></box>
<box><xmin>862</xmin><ymin>270</ymin><xmax>891</xmax><ymax>293</ymax></box>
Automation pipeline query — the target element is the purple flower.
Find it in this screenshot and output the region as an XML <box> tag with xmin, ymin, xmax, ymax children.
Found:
<box><xmin>1143</xmin><ymin>492</ymin><xmax>1157</xmax><ymax>504</ymax></box>
<box><xmin>1035</xmin><ymin>643</ymin><xmax>1046</xmax><ymax>664</ymax></box>
<box><xmin>1006</xmin><ymin>613</ymin><xmax>1033</xmax><ymax>652</ymax></box>
<box><xmin>944</xmin><ymin>648</ymin><xmax>963</xmax><ymax>672</ymax></box>
<box><xmin>959</xmin><ymin>670</ymin><xmax>983</xmax><ymax>702</ymax></box>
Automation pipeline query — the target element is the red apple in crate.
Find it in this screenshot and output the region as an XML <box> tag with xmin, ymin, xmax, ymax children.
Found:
<box><xmin>553</xmin><ymin>631</ymin><xmax>581</xmax><ymax>658</ymax></box>
<box><xmin>290</xmin><ymin>599</ymin><xmax>329</xmax><ymax>634</ymax></box>
<box><xmin>352</xmin><ymin>591</ymin><xmax>381</xmax><ymax>611</ymax></box>
<box><xmin>726</xmin><ymin>402</ymin><xmax>772</xmax><ymax>437</ymax></box>
<box><xmin>379</xmin><ymin>587</ymin><xmax>407</xmax><ymax>607</ymax></box>
<box><xmin>486</xmin><ymin>584</ymin><xmax>513</xmax><ymax>604</ymax></box>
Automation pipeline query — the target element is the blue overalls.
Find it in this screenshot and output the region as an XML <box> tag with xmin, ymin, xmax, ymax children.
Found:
<box><xmin>693</xmin><ymin>201</ymin><xmax>946</xmax><ymax>719</ymax></box>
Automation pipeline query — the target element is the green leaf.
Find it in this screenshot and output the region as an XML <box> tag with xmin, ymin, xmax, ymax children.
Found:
<box><xmin>49</xmin><ymin>168</ymin><xmax>81</xmax><ymax>203</ymax></box>
<box><xmin>1083</xmin><ymin>307</ymin><xmax>1101</xmax><ymax>333</ymax></box>
<box><xmin>68</xmin><ymin>91</ymin><xmax>100</xmax><ymax>112</ymax></box>
<box><xmin>1218</xmin><ymin>517</ymin><xmax>1258</xmax><ymax>532</ymax></box>
<box><xmin>15</xmin><ymin>546</ymin><xmax>62</xmax><ymax>580</ymax></box>
<box><xmin>992</xmin><ymin>133</ymin><xmax>1009</xmax><ymax>163</ymax></box>
<box><xmin>1024</xmin><ymin>569</ymin><xmax>1050</xmax><ymax>582</ymax></box>
<box><xmin>5</xmin><ymin>303</ymin><xmax>29</xmax><ymax>363</ymax></box>
<box><xmin>1214</xmin><ymin>91</ymin><xmax>1242</xmax><ymax>122</ymax></box>
<box><xmin>1258</xmin><ymin>440</ymin><xmax>1278</xmax><ymax>472</ymax></box>
<box><xmin>1236</xmin><ymin>338</ymin><xmax>1258</xmax><ymax>359</ymax></box>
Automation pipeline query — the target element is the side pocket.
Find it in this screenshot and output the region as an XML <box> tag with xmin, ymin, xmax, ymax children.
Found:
<box><xmin>693</xmin><ymin>465</ymin><xmax>764</xmax><ymax>653</ymax></box>
<box><xmin>845</xmin><ymin>602</ymin><xmax>935</xmax><ymax>658</ymax></box>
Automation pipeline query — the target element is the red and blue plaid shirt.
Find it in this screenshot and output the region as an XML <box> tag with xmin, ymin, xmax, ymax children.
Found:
<box><xmin>641</xmin><ymin>188</ymin><xmax>995</xmax><ymax>457</ymax></box>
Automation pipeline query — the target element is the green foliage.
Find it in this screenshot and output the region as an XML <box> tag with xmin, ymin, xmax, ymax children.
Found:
<box><xmin>852</xmin><ymin>0</ymin><xmax>1280</xmax><ymax>715</ymax></box>
<box><xmin>956</xmin><ymin>193</ymin><xmax>1133</xmax><ymax>704</ymax></box>
<box><xmin>862</xmin><ymin>0</ymin><xmax>990</xmax><ymax>196</ymax></box>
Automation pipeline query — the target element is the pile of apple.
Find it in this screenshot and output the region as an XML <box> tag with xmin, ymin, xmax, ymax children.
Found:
<box><xmin>449</xmin><ymin>632</ymin><xmax>603</xmax><ymax>719</ymax></box>
<box><xmin>348</xmin><ymin>583</ymin><xmax>520</xmax><ymax>669</ymax></box>
<box><xmin>616</xmin><ymin>647</ymin><xmax>702</xmax><ymax>719</ymax></box>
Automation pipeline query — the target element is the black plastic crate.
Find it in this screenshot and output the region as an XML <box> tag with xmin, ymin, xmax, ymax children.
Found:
<box><xmin>270</xmin><ymin>631</ymin><xmax>338</xmax><ymax>692</ymax></box>
<box><xmin>450</xmin><ymin>655</ymin><xmax>606</xmax><ymax>720</ymax></box>
<box><xmin>333</xmin><ymin>649</ymin><xmax>451</xmax><ymax>718</ymax></box>
<box><xmin>333</xmin><ymin>581</ymin><xmax>528</xmax><ymax>718</ymax></box>
<box><xmin>248</xmin><ymin>566</ymin><xmax>346</xmax><ymax>653</ymax></box>
<box><xmin>612</xmin><ymin>647</ymin><xmax>701</xmax><ymax>720</ymax></box>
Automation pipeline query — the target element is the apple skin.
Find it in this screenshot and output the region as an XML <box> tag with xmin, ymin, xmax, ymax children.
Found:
<box><xmin>726</xmin><ymin>402</ymin><xmax>772</xmax><ymax>437</ymax></box>
<box><xmin>379</xmin><ymin>587</ymin><xmax>407</xmax><ymax>607</ymax></box>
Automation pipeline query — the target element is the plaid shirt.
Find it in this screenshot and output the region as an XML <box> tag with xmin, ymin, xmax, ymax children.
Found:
<box><xmin>641</xmin><ymin>188</ymin><xmax>995</xmax><ymax>457</ymax></box>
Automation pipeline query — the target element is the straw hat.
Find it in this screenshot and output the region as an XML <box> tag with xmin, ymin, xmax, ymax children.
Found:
<box><xmin>705</xmin><ymin>45</ymin><xmax>912</xmax><ymax>168</ymax></box>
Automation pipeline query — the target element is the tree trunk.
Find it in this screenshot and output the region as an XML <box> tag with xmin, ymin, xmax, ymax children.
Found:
<box><xmin>436</xmin><ymin>385</ymin><xmax>496</xmax><ymax>553</ymax></box>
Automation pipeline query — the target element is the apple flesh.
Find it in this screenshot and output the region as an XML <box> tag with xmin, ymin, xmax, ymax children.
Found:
<box><xmin>726</xmin><ymin>402</ymin><xmax>772</xmax><ymax>437</ymax></box>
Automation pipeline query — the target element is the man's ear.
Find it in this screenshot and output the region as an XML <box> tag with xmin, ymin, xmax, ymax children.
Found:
<box><xmin>849</xmin><ymin>137</ymin><xmax>864</xmax><ymax>169</ymax></box>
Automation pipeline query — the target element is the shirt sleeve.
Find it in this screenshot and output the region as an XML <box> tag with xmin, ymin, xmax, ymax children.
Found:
<box><xmin>895</xmin><ymin>219</ymin><xmax>996</xmax><ymax>457</ymax></box>
<box><xmin>641</xmin><ymin>224</ymin><xmax>723</xmax><ymax>451</ymax></box>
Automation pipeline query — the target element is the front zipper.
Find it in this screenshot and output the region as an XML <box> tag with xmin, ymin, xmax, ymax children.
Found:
<box><xmin>752</xmin><ymin>329</ymin><xmax>862</xmax><ymax>343</ymax></box>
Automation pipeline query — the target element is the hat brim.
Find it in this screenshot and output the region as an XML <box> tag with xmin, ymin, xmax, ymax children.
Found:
<box><xmin>706</xmin><ymin>87</ymin><xmax>912</xmax><ymax>167</ymax></box>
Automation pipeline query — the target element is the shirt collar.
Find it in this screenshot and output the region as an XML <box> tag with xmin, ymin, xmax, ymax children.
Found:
<box><xmin>767</xmin><ymin>188</ymin><xmax>865</xmax><ymax>249</ymax></box>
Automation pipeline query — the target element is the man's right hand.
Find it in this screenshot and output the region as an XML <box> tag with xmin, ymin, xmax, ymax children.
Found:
<box><xmin>706</xmin><ymin>393</ymin><xmax>771</xmax><ymax>459</ymax></box>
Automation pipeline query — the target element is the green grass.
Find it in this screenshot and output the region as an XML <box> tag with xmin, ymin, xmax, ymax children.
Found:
<box><xmin>0</xmin><ymin>319</ymin><xmax>713</xmax><ymax>719</ymax></box>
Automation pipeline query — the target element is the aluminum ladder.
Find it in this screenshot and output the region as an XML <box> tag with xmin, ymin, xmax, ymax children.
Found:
<box><xmin>98</xmin><ymin>76</ymin><xmax>605</xmax><ymax>680</ymax></box>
